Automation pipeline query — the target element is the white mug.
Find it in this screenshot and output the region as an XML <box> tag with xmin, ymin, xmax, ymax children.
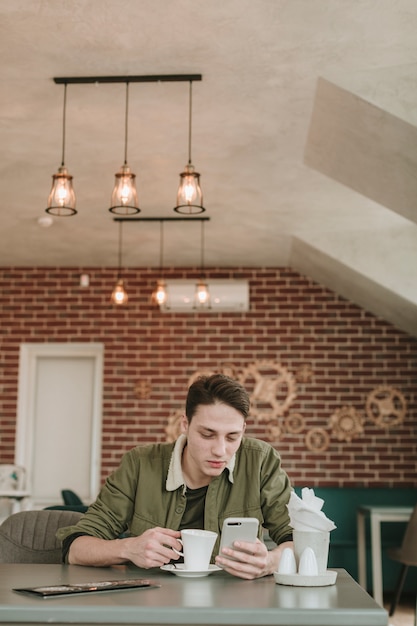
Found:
<box><xmin>173</xmin><ymin>529</ymin><xmax>218</xmax><ymax>571</ymax></box>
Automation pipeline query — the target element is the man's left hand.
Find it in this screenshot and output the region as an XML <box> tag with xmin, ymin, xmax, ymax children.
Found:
<box><xmin>215</xmin><ymin>539</ymin><xmax>294</xmax><ymax>580</ymax></box>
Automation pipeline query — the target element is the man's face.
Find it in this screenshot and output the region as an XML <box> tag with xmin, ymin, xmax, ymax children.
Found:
<box><xmin>181</xmin><ymin>402</ymin><xmax>246</xmax><ymax>488</ymax></box>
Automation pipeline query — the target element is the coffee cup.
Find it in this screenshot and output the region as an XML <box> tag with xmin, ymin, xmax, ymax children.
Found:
<box><xmin>173</xmin><ymin>529</ymin><xmax>218</xmax><ymax>571</ymax></box>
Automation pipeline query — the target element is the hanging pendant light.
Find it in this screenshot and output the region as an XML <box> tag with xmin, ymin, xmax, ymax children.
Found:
<box><xmin>46</xmin><ymin>83</ymin><xmax>76</xmax><ymax>216</ymax></box>
<box><xmin>111</xmin><ymin>221</ymin><xmax>129</xmax><ymax>305</ymax></box>
<box><xmin>152</xmin><ymin>221</ymin><xmax>169</xmax><ymax>307</ymax></box>
<box><xmin>153</xmin><ymin>280</ymin><xmax>168</xmax><ymax>306</ymax></box>
<box><xmin>109</xmin><ymin>82</ymin><xmax>140</xmax><ymax>215</ymax></box>
<box><xmin>194</xmin><ymin>220</ymin><xmax>210</xmax><ymax>309</ymax></box>
<box><xmin>111</xmin><ymin>279</ymin><xmax>128</xmax><ymax>305</ymax></box>
<box><xmin>174</xmin><ymin>81</ymin><xmax>205</xmax><ymax>214</ymax></box>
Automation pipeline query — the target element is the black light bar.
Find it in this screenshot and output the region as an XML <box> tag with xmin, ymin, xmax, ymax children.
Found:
<box><xmin>53</xmin><ymin>74</ymin><xmax>202</xmax><ymax>85</ymax></box>
<box><xmin>113</xmin><ymin>217</ymin><xmax>210</xmax><ymax>222</ymax></box>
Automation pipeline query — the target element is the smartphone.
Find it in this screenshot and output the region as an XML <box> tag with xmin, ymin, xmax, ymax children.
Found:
<box><xmin>219</xmin><ymin>517</ymin><xmax>259</xmax><ymax>556</ymax></box>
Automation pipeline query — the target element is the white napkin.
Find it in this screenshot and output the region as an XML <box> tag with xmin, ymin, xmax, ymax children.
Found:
<box><xmin>287</xmin><ymin>487</ymin><xmax>336</xmax><ymax>532</ymax></box>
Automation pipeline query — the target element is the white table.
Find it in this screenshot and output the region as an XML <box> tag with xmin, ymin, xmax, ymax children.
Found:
<box><xmin>356</xmin><ymin>505</ymin><xmax>413</xmax><ymax>607</ymax></box>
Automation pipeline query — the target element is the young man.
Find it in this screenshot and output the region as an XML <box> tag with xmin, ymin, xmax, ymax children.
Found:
<box><xmin>58</xmin><ymin>374</ymin><xmax>293</xmax><ymax>579</ymax></box>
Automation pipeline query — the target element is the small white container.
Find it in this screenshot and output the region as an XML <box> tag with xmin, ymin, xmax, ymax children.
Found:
<box><xmin>278</xmin><ymin>547</ymin><xmax>297</xmax><ymax>575</ymax></box>
<box><xmin>298</xmin><ymin>547</ymin><xmax>319</xmax><ymax>576</ymax></box>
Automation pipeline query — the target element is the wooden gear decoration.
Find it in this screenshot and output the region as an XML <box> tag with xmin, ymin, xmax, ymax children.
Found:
<box><xmin>295</xmin><ymin>363</ymin><xmax>314</xmax><ymax>384</ymax></box>
<box><xmin>134</xmin><ymin>379</ymin><xmax>152</xmax><ymax>399</ymax></box>
<box><xmin>285</xmin><ymin>413</ymin><xmax>306</xmax><ymax>434</ymax></box>
<box><xmin>329</xmin><ymin>405</ymin><xmax>364</xmax><ymax>442</ymax></box>
<box><xmin>238</xmin><ymin>360</ymin><xmax>297</xmax><ymax>422</ymax></box>
<box><xmin>305</xmin><ymin>428</ymin><xmax>330</xmax><ymax>453</ymax></box>
<box><xmin>366</xmin><ymin>385</ymin><xmax>406</xmax><ymax>429</ymax></box>
<box><xmin>265</xmin><ymin>422</ymin><xmax>285</xmax><ymax>442</ymax></box>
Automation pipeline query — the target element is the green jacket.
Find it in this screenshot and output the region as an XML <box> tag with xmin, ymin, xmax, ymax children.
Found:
<box><xmin>57</xmin><ymin>435</ymin><xmax>292</xmax><ymax>558</ymax></box>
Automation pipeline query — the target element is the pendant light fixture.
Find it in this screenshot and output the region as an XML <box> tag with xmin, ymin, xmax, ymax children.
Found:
<box><xmin>174</xmin><ymin>80</ymin><xmax>205</xmax><ymax>214</ymax></box>
<box><xmin>194</xmin><ymin>220</ymin><xmax>210</xmax><ymax>308</ymax></box>
<box><xmin>152</xmin><ymin>220</ymin><xmax>169</xmax><ymax>307</ymax></box>
<box><xmin>111</xmin><ymin>221</ymin><xmax>129</xmax><ymax>305</ymax></box>
<box><xmin>46</xmin><ymin>83</ymin><xmax>76</xmax><ymax>216</ymax></box>
<box><xmin>109</xmin><ymin>82</ymin><xmax>140</xmax><ymax>215</ymax></box>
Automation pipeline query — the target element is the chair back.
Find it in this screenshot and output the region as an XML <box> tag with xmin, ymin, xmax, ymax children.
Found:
<box><xmin>61</xmin><ymin>489</ymin><xmax>85</xmax><ymax>506</ymax></box>
<box><xmin>0</xmin><ymin>509</ymin><xmax>83</xmax><ymax>563</ymax></box>
<box><xmin>0</xmin><ymin>464</ymin><xmax>26</xmax><ymax>491</ymax></box>
<box><xmin>399</xmin><ymin>502</ymin><xmax>417</xmax><ymax>564</ymax></box>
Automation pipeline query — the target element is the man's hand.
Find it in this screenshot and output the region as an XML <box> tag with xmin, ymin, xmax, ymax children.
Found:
<box><xmin>69</xmin><ymin>527</ymin><xmax>182</xmax><ymax>568</ymax></box>
<box><xmin>215</xmin><ymin>539</ymin><xmax>294</xmax><ymax>580</ymax></box>
<box><xmin>121</xmin><ymin>527</ymin><xmax>182</xmax><ymax>568</ymax></box>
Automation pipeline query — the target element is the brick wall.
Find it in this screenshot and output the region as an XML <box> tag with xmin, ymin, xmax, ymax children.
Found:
<box><xmin>0</xmin><ymin>266</ymin><xmax>416</xmax><ymax>488</ymax></box>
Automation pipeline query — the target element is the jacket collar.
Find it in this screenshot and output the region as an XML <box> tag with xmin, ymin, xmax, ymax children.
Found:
<box><xmin>166</xmin><ymin>434</ymin><xmax>236</xmax><ymax>492</ymax></box>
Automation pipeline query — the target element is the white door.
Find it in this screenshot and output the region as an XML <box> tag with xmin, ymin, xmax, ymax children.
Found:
<box><xmin>15</xmin><ymin>343</ymin><xmax>103</xmax><ymax>509</ymax></box>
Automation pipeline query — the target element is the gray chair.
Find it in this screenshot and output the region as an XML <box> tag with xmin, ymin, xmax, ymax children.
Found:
<box><xmin>0</xmin><ymin>509</ymin><xmax>83</xmax><ymax>563</ymax></box>
<box><xmin>387</xmin><ymin>502</ymin><xmax>417</xmax><ymax>616</ymax></box>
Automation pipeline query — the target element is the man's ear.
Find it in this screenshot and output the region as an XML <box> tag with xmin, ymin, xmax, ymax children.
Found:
<box><xmin>180</xmin><ymin>413</ymin><xmax>189</xmax><ymax>434</ymax></box>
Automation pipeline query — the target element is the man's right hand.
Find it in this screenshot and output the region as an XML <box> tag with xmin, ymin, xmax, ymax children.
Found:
<box><xmin>68</xmin><ymin>527</ymin><xmax>182</xmax><ymax>568</ymax></box>
<box><xmin>121</xmin><ymin>527</ymin><xmax>182</xmax><ymax>568</ymax></box>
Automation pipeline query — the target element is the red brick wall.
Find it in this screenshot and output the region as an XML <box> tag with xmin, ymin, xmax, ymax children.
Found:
<box><xmin>1</xmin><ymin>266</ymin><xmax>416</xmax><ymax>488</ymax></box>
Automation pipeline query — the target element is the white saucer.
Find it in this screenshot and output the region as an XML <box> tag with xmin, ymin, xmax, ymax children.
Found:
<box><xmin>160</xmin><ymin>564</ymin><xmax>221</xmax><ymax>578</ymax></box>
<box><xmin>274</xmin><ymin>570</ymin><xmax>337</xmax><ymax>587</ymax></box>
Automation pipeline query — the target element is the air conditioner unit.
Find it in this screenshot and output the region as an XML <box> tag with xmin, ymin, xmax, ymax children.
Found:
<box><xmin>159</xmin><ymin>280</ymin><xmax>249</xmax><ymax>313</ymax></box>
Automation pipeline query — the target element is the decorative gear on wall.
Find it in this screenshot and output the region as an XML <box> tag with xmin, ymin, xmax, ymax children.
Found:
<box><xmin>134</xmin><ymin>379</ymin><xmax>152</xmax><ymax>399</ymax></box>
<box><xmin>265</xmin><ymin>423</ymin><xmax>285</xmax><ymax>442</ymax></box>
<box><xmin>295</xmin><ymin>363</ymin><xmax>314</xmax><ymax>384</ymax></box>
<box><xmin>305</xmin><ymin>428</ymin><xmax>330</xmax><ymax>453</ymax></box>
<box><xmin>285</xmin><ymin>413</ymin><xmax>306</xmax><ymax>434</ymax></box>
<box><xmin>366</xmin><ymin>385</ymin><xmax>407</xmax><ymax>429</ymax></box>
<box><xmin>329</xmin><ymin>405</ymin><xmax>364</xmax><ymax>442</ymax></box>
<box><xmin>238</xmin><ymin>360</ymin><xmax>297</xmax><ymax>422</ymax></box>
<box><xmin>163</xmin><ymin>363</ymin><xmax>409</xmax><ymax>447</ymax></box>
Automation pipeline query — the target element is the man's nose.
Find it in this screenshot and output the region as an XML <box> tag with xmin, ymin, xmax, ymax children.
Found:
<box><xmin>212</xmin><ymin>438</ymin><xmax>227</xmax><ymax>456</ymax></box>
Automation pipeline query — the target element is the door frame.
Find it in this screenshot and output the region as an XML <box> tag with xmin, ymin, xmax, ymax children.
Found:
<box><xmin>15</xmin><ymin>342</ymin><xmax>104</xmax><ymax>503</ymax></box>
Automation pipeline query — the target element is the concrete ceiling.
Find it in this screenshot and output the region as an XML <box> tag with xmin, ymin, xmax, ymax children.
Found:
<box><xmin>1</xmin><ymin>1</ymin><xmax>416</xmax><ymax>336</ymax></box>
